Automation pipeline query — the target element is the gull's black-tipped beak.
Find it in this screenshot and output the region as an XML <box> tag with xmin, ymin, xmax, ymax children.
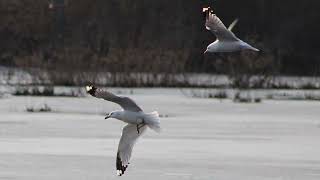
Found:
<box><xmin>105</xmin><ymin>114</ymin><xmax>111</xmax><ymax>119</ymax></box>
<box><xmin>204</xmin><ymin>50</ymin><xmax>209</xmax><ymax>55</ymax></box>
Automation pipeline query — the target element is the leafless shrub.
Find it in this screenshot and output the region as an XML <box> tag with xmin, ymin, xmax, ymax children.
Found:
<box><xmin>26</xmin><ymin>103</ymin><xmax>52</xmax><ymax>113</ymax></box>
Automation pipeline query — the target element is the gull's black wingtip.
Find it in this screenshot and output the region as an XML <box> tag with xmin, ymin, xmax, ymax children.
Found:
<box><xmin>116</xmin><ymin>152</ymin><xmax>128</xmax><ymax>176</ymax></box>
<box><xmin>86</xmin><ymin>85</ymin><xmax>97</xmax><ymax>96</ymax></box>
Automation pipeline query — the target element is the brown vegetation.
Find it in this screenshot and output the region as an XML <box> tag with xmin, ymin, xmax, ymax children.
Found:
<box><xmin>0</xmin><ymin>0</ymin><xmax>319</xmax><ymax>86</ymax></box>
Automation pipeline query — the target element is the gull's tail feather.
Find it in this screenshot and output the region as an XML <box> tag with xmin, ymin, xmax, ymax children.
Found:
<box><xmin>242</xmin><ymin>42</ymin><xmax>260</xmax><ymax>52</ymax></box>
<box><xmin>145</xmin><ymin>111</ymin><xmax>161</xmax><ymax>133</ymax></box>
<box><xmin>250</xmin><ymin>46</ymin><xmax>260</xmax><ymax>52</ymax></box>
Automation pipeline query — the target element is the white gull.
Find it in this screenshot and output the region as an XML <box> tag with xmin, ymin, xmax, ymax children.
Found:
<box><xmin>86</xmin><ymin>85</ymin><xmax>161</xmax><ymax>176</ymax></box>
<box><xmin>203</xmin><ymin>7</ymin><xmax>259</xmax><ymax>53</ymax></box>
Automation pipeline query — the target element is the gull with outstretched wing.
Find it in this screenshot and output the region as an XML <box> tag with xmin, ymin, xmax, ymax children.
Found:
<box><xmin>86</xmin><ymin>85</ymin><xmax>161</xmax><ymax>176</ymax></box>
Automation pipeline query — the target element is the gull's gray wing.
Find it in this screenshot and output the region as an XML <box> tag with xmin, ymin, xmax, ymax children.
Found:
<box><xmin>116</xmin><ymin>124</ymin><xmax>147</xmax><ymax>176</ymax></box>
<box><xmin>94</xmin><ymin>88</ymin><xmax>143</xmax><ymax>112</ymax></box>
<box><xmin>205</xmin><ymin>11</ymin><xmax>238</xmax><ymax>41</ymax></box>
<box><xmin>228</xmin><ymin>18</ymin><xmax>239</xmax><ymax>32</ymax></box>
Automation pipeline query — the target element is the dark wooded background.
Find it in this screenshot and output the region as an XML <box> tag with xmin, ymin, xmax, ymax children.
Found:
<box><xmin>0</xmin><ymin>0</ymin><xmax>319</xmax><ymax>76</ymax></box>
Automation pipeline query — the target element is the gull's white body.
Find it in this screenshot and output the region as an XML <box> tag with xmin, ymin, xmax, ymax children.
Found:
<box><xmin>113</xmin><ymin>111</ymin><xmax>145</xmax><ymax>124</ymax></box>
<box><xmin>110</xmin><ymin>110</ymin><xmax>161</xmax><ymax>133</ymax></box>
<box><xmin>207</xmin><ymin>39</ymin><xmax>259</xmax><ymax>53</ymax></box>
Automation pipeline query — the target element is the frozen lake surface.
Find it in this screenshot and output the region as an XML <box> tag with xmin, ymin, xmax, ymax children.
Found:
<box><xmin>0</xmin><ymin>89</ymin><xmax>320</xmax><ymax>180</ymax></box>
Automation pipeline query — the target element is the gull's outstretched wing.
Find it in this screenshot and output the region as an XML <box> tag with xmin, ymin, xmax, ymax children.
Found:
<box><xmin>205</xmin><ymin>11</ymin><xmax>238</xmax><ymax>41</ymax></box>
<box><xmin>228</xmin><ymin>18</ymin><xmax>239</xmax><ymax>32</ymax></box>
<box><xmin>87</xmin><ymin>86</ymin><xmax>143</xmax><ymax>112</ymax></box>
<box><xmin>116</xmin><ymin>124</ymin><xmax>147</xmax><ymax>176</ymax></box>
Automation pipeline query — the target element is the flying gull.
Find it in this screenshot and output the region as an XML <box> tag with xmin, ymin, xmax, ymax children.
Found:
<box><xmin>203</xmin><ymin>7</ymin><xmax>259</xmax><ymax>53</ymax></box>
<box><xmin>86</xmin><ymin>85</ymin><xmax>161</xmax><ymax>176</ymax></box>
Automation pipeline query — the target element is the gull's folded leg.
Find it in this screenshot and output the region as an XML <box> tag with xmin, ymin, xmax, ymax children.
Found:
<box><xmin>136</xmin><ymin>119</ymin><xmax>145</xmax><ymax>134</ymax></box>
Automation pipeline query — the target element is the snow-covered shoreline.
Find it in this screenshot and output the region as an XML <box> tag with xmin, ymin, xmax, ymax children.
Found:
<box><xmin>1</xmin><ymin>86</ymin><xmax>320</xmax><ymax>102</ymax></box>
<box><xmin>1</xmin><ymin>66</ymin><xmax>320</xmax><ymax>89</ymax></box>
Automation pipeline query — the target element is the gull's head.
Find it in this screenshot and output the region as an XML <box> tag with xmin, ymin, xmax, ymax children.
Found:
<box><xmin>105</xmin><ymin>111</ymin><xmax>122</xmax><ymax>120</ymax></box>
<box><xmin>204</xmin><ymin>43</ymin><xmax>218</xmax><ymax>54</ymax></box>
